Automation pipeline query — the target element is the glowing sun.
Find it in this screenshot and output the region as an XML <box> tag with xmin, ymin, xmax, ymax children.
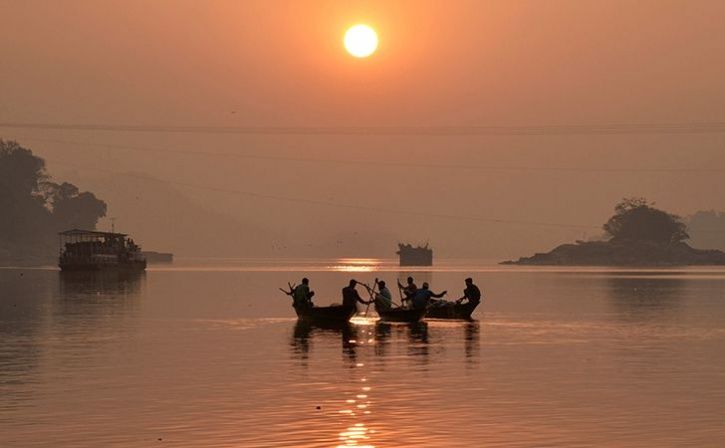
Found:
<box><xmin>344</xmin><ymin>24</ymin><xmax>378</xmax><ymax>58</ymax></box>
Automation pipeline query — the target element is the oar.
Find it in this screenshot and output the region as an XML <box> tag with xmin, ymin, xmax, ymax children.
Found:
<box><xmin>397</xmin><ymin>282</ymin><xmax>406</xmax><ymax>309</ymax></box>
<box><xmin>363</xmin><ymin>278</ymin><xmax>378</xmax><ymax>317</ymax></box>
<box><xmin>280</xmin><ymin>282</ymin><xmax>296</xmax><ymax>296</ymax></box>
<box><xmin>363</xmin><ymin>298</ymin><xmax>372</xmax><ymax>316</ymax></box>
<box><xmin>389</xmin><ymin>297</ymin><xmax>403</xmax><ymax>309</ymax></box>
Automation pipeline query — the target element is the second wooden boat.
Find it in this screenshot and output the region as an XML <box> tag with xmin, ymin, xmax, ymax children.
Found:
<box><xmin>378</xmin><ymin>307</ymin><xmax>426</xmax><ymax>323</ymax></box>
<box><xmin>426</xmin><ymin>301</ymin><xmax>479</xmax><ymax>320</ymax></box>
<box><xmin>294</xmin><ymin>304</ymin><xmax>356</xmax><ymax>324</ymax></box>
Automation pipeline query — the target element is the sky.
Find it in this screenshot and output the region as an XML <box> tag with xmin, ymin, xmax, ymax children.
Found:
<box><xmin>1</xmin><ymin>0</ymin><xmax>725</xmax><ymax>259</ymax></box>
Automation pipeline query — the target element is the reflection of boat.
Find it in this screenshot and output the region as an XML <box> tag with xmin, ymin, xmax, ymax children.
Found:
<box><xmin>378</xmin><ymin>307</ymin><xmax>426</xmax><ymax>323</ymax></box>
<box><xmin>60</xmin><ymin>270</ymin><xmax>145</xmax><ymax>295</ymax></box>
<box><xmin>295</xmin><ymin>304</ymin><xmax>356</xmax><ymax>324</ymax></box>
<box><xmin>291</xmin><ymin>320</ymin><xmax>358</xmax><ymax>362</ymax></box>
<box><xmin>58</xmin><ymin>229</ymin><xmax>146</xmax><ymax>272</ymax></box>
<box><xmin>426</xmin><ymin>301</ymin><xmax>479</xmax><ymax>320</ymax></box>
<box><xmin>294</xmin><ymin>319</ymin><xmax>354</xmax><ymax>335</ymax></box>
<box><xmin>397</xmin><ymin>243</ymin><xmax>433</xmax><ymax>266</ymax></box>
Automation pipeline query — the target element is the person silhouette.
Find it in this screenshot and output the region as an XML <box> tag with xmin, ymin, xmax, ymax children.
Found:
<box><xmin>457</xmin><ymin>278</ymin><xmax>481</xmax><ymax>305</ymax></box>
<box><xmin>411</xmin><ymin>282</ymin><xmax>447</xmax><ymax>310</ymax></box>
<box><xmin>397</xmin><ymin>276</ymin><xmax>418</xmax><ymax>307</ymax></box>
<box><xmin>341</xmin><ymin>279</ymin><xmax>371</xmax><ymax>311</ymax></box>
<box><xmin>293</xmin><ymin>278</ymin><xmax>315</xmax><ymax>310</ymax></box>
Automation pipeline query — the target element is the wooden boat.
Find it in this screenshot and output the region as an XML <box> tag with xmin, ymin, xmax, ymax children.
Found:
<box><xmin>294</xmin><ymin>304</ymin><xmax>356</xmax><ymax>324</ymax></box>
<box><xmin>377</xmin><ymin>307</ymin><xmax>426</xmax><ymax>323</ymax></box>
<box><xmin>425</xmin><ymin>301</ymin><xmax>479</xmax><ymax>320</ymax></box>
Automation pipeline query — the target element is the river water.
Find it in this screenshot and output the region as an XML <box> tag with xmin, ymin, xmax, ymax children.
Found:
<box><xmin>1</xmin><ymin>259</ymin><xmax>725</xmax><ymax>447</ymax></box>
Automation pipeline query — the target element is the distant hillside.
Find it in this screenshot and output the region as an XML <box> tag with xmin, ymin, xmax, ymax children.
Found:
<box><xmin>51</xmin><ymin>168</ymin><xmax>409</xmax><ymax>259</ymax></box>
<box><xmin>67</xmin><ymin>171</ymin><xmax>286</xmax><ymax>258</ymax></box>
<box><xmin>688</xmin><ymin>211</ymin><xmax>725</xmax><ymax>252</ymax></box>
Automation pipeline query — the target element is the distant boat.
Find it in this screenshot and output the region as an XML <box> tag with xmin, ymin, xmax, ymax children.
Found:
<box><xmin>142</xmin><ymin>251</ymin><xmax>174</xmax><ymax>264</ymax></box>
<box><xmin>397</xmin><ymin>242</ymin><xmax>433</xmax><ymax>266</ymax></box>
<box><xmin>58</xmin><ymin>229</ymin><xmax>146</xmax><ymax>272</ymax></box>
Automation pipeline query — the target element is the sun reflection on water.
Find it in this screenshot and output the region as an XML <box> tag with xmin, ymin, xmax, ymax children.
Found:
<box><xmin>291</xmin><ymin>316</ymin><xmax>464</xmax><ymax>446</ymax></box>
<box><xmin>349</xmin><ymin>316</ymin><xmax>377</xmax><ymax>326</ymax></box>
<box><xmin>329</xmin><ymin>258</ymin><xmax>382</xmax><ymax>273</ymax></box>
<box><xmin>335</xmin><ymin>322</ymin><xmax>377</xmax><ymax>448</ymax></box>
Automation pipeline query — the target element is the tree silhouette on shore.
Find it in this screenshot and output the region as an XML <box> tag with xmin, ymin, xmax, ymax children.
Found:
<box><xmin>604</xmin><ymin>197</ymin><xmax>689</xmax><ymax>244</ymax></box>
<box><xmin>0</xmin><ymin>140</ymin><xmax>107</xmax><ymax>264</ymax></box>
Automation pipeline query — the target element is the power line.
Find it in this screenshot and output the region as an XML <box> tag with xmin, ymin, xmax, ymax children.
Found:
<box><xmin>4</xmin><ymin>121</ymin><xmax>725</xmax><ymax>136</ymax></box>
<box><xmin>20</xmin><ymin>137</ymin><xmax>725</xmax><ymax>174</ymax></box>
<box><xmin>43</xmin><ymin>159</ymin><xmax>725</xmax><ymax>234</ymax></box>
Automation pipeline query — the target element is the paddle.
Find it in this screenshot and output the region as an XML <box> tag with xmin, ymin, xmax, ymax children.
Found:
<box><xmin>397</xmin><ymin>281</ymin><xmax>406</xmax><ymax>309</ymax></box>
<box><xmin>362</xmin><ymin>278</ymin><xmax>378</xmax><ymax>317</ymax></box>
<box><xmin>279</xmin><ymin>282</ymin><xmax>296</xmax><ymax>296</ymax></box>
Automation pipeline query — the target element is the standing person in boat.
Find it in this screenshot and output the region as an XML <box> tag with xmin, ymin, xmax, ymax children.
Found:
<box><xmin>362</xmin><ymin>280</ymin><xmax>393</xmax><ymax>312</ymax></box>
<box><xmin>456</xmin><ymin>278</ymin><xmax>482</xmax><ymax>305</ymax></box>
<box><xmin>342</xmin><ymin>280</ymin><xmax>372</xmax><ymax>311</ymax></box>
<box><xmin>397</xmin><ymin>276</ymin><xmax>418</xmax><ymax>308</ymax></box>
<box><xmin>293</xmin><ymin>278</ymin><xmax>315</xmax><ymax>310</ymax></box>
<box><xmin>373</xmin><ymin>280</ymin><xmax>393</xmax><ymax>312</ymax></box>
<box><xmin>411</xmin><ymin>282</ymin><xmax>447</xmax><ymax>310</ymax></box>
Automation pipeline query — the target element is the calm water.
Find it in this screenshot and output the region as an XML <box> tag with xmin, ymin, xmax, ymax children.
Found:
<box><xmin>2</xmin><ymin>259</ymin><xmax>725</xmax><ymax>447</ymax></box>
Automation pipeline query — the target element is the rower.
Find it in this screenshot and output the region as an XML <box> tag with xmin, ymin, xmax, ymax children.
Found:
<box><xmin>374</xmin><ymin>280</ymin><xmax>393</xmax><ymax>312</ymax></box>
<box><xmin>342</xmin><ymin>279</ymin><xmax>372</xmax><ymax>311</ymax></box>
<box><xmin>397</xmin><ymin>276</ymin><xmax>418</xmax><ymax>307</ymax></box>
<box><xmin>456</xmin><ymin>277</ymin><xmax>481</xmax><ymax>305</ymax></box>
<box><xmin>293</xmin><ymin>278</ymin><xmax>315</xmax><ymax>310</ymax></box>
<box><xmin>411</xmin><ymin>282</ymin><xmax>447</xmax><ymax>310</ymax></box>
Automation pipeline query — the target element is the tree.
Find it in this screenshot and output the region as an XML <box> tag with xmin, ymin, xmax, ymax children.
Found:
<box><xmin>603</xmin><ymin>197</ymin><xmax>689</xmax><ymax>244</ymax></box>
<box><xmin>0</xmin><ymin>139</ymin><xmax>107</xmax><ymax>263</ymax></box>
<box><xmin>45</xmin><ymin>182</ymin><xmax>107</xmax><ymax>231</ymax></box>
<box><xmin>0</xmin><ymin>140</ymin><xmax>51</xmax><ymax>243</ymax></box>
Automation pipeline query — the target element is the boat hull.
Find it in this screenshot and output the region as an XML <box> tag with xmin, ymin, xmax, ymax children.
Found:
<box><xmin>378</xmin><ymin>307</ymin><xmax>426</xmax><ymax>323</ymax></box>
<box><xmin>426</xmin><ymin>301</ymin><xmax>479</xmax><ymax>320</ymax></box>
<box><xmin>59</xmin><ymin>260</ymin><xmax>147</xmax><ymax>272</ymax></box>
<box><xmin>295</xmin><ymin>304</ymin><xmax>356</xmax><ymax>324</ymax></box>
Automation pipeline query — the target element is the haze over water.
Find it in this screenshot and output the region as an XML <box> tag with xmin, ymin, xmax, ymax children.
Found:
<box><xmin>2</xmin><ymin>260</ymin><xmax>725</xmax><ymax>447</ymax></box>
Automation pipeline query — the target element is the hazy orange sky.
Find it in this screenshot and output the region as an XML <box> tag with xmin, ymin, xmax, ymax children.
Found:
<box><xmin>2</xmin><ymin>0</ymin><xmax>725</xmax><ymax>258</ymax></box>
<box><xmin>3</xmin><ymin>0</ymin><xmax>725</xmax><ymax>125</ymax></box>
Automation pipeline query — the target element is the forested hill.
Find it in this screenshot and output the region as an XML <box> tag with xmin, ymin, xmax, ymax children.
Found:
<box><xmin>504</xmin><ymin>198</ymin><xmax>725</xmax><ymax>266</ymax></box>
<box><xmin>0</xmin><ymin>140</ymin><xmax>106</xmax><ymax>265</ymax></box>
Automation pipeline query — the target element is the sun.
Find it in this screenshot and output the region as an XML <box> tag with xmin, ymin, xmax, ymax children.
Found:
<box><xmin>344</xmin><ymin>24</ymin><xmax>378</xmax><ymax>58</ymax></box>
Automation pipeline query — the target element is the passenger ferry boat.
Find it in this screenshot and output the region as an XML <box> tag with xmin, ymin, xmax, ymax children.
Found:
<box><xmin>397</xmin><ymin>242</ymin><xmax>433</xmax><ymax>266</ymax></box>
<box><xmin>58</xmin><ymin>229</ymin><xmax>146</xmax><ymax>272</ymax></box>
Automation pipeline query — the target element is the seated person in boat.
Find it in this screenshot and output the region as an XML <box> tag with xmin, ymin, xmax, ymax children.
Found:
<box><xmin>411</xmin><ymin>282</ymin><xmax>447</xmax><ymax>310</ymax></box>
<box><xmin>456</xmin><ymin>277</ymin><xmax>481</xmax><ymax>305</ymax></box>
<box><xmin>397</xmin><ymin>276</ymin><xmax>418</xmax><ymax>308</ymax></box>
<box><xmin>293</xmin><ymin>278</ymin><xmax>315</xmax><ymax>309</ymax></box>
<box><xmin>342</xmin><ymin>280</ymin><xmax>372</xmax><ymax>310</ymax></box>
<box><xmin>373</xmin><ymin>280</ymin><xmax>393</xmax><ymax>312</ymax></box>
